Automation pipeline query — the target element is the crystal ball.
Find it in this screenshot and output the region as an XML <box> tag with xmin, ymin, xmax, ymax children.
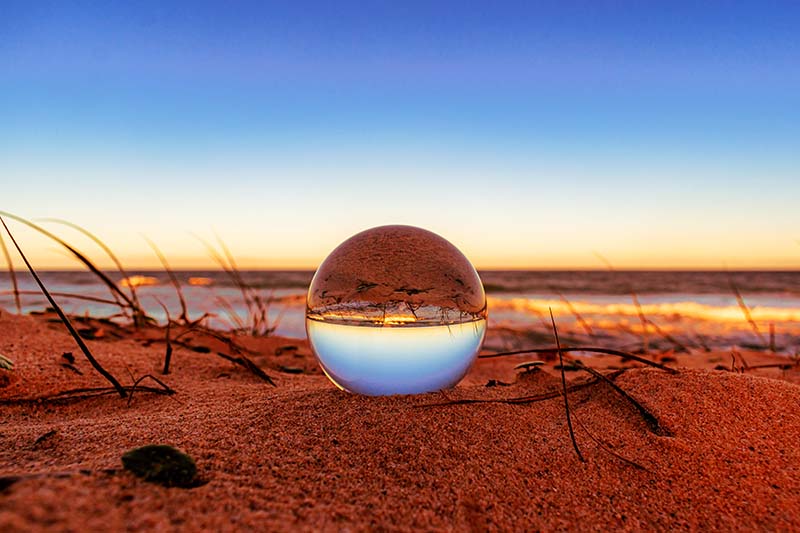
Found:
<box><xmin>306</xmin><ymin>225</ymin><xmax>487</xmax><ymax>395</ymax></box>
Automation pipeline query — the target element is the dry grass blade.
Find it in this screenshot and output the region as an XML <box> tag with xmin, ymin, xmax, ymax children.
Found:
<box><xmin>153</xmin><ymin>298</ymin><xmax>174</xmax><ymax>375</ymax></box>
<box><xmin>630</xmin><ymin>291</ymin><xmax>650</xmax><ymax>351</ymax></box>
<box><xmin>214</xmin><ymin>295</ymin><xmax>246</xmax><ymax>330</ymax></box>
<box><xmin>550</xmin><ymin>308</ymin><xmax>585</xmax><ymax>462</ymax></box>
<box><xmin>234</xmin><ymin>354</ymin><xmax>276</xmax><ymax>385</ymax></box>
<box><xmin>216</xmin><ymin>233</ymin><xmax>253</xmax><ymax>307</ymax></box>
<box><xmin>570</xmin><ymin>410</ymin><xmax>648</xmax><ymax>471</ymax></box>
<box><xmin>551</xmin><ymin>288</ymin><xmax>594</xmax><ymax>338</ymax></box>
<box><xmin>197</xmin><ymin>232</ymin><xmax>278</xmax><ymax>337</ymax></box>
<box><xmin>0</xmin><ymin>210</ymin><xmax>136</xmax><ymax>312</ymax></box>
<box><xmin>418</xmin><ymin>376</ymin><xmax>606</xmax><ymax>407</ymax></box>
<box><xmin>0</xmin><ymin>231</ymin><xmax>21</xmax><ymax>313</ymax></box>
<box><xmin>40</xmin><ymin>218</ymin><xmax>145</xmax><ymax>318</ymax></box>
<box><xmin>144</xmin><ymin>236</ymin><xmax>189</xmax><ymax>323</ymax></box>
<box><xmin>645</xmin><ymin>318</ymin><xmax>691</xmax><ymax>353</ymax></box>
<box><xmin>193</xmin><ymin>233</ymin><xmax>261</xmax><ymax>332</ymax></box>
<box><xmin>769</xmin><ymin>323</ymin><xmax>776</xmax><ymax>352</ymax></box>
<box><xmin>571</xmin><ymin>360</ymin><xmax>670</xmax><ymax>436</ymax></box>
<box><xmin>0</xmin><ymin>384</ymin><xmax>174</xmax><ymax>405</ymax></box>
<box><xmin>480</xmin><ymin>346</ymin><xmax>678</xmax><ymax>374</ymax></box>
<box><xmin>2</xmin><ymin>289</ymin><xmax>122</xmax><ymax>306</ymax></box>
<box><xmin>728</xmin><ymin>275</ymin><xmax>766</xmax><ymax>347</ymax></box>
<box><xmin>744</xmin><ymin>362</ymin><xmax>798</xmax><ymax>371</ymax></box>
<box><xmin>165</xmin><ymin>323</ymin><xmax>276</xmax><ymax>385</ymax></box>
<box><xmin>194</xmin><ymin>234</ymin><xmax>253</xmax><ymax>310</ymax></box>
<box><xmin>127</xmin><ymin>373</ymin><xmax>175</xmax><ymax>406</ymax></box>
<box><xmin>594</xmin><ymin>252</ymin><xmax>649</xmax><ymax>351</ymax></box>
<box><xmin>0</xmin><ymin>216</ymin><xmax>127</xmax><ymax>398</ymax></box>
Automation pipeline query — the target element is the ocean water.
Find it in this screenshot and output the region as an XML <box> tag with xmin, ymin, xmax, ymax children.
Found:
<box><xmin>1</xmin><ymin>270</ymin><xmax>798</xmax><ymax>351</ymax></box>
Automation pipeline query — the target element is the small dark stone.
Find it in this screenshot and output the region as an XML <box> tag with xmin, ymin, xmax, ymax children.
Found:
<box><xmin>61</xmin><ymin>352</ymin><xmax>75</xmax><ymax>364</ymax></box>
<box><xmin>122</xmin><ymin>445</ymin><xmax>197</xmax><ymax>488</ymax></box>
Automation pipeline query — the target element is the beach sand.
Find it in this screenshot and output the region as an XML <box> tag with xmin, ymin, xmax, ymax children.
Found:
<box><xmin>1</xmin><ymin>309</ymin><xmax>800</xmax><ymax>531</ymax></box>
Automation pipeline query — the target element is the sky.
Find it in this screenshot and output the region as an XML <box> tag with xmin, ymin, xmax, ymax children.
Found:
<box><xmin>1</xmin><ymin>1</ymin><xmax>799</xmax><ymax>270</ymax></box>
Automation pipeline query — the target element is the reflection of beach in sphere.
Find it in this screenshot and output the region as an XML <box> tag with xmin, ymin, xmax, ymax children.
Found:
<box><xmin>306</xmin><ymin>225</ymin><xmax>487</xmax><ymax>395</ymax></box>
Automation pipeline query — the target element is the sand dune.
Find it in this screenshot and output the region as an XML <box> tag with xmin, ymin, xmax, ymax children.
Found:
<box><xmin>1</xmin><ymin>311</ymin><xmax>799</xmax><ymax>531</ymax></box>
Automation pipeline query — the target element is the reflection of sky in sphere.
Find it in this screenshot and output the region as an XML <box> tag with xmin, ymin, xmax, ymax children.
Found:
<box><xmin>307</xmin><ymin>318</ymin><xmax>486</xmax><ymax>396</ymax></box>
<box><xmin>305</xmin><ymin>225</ymin><xmax>488</xmax><ymax>395</ymax></box>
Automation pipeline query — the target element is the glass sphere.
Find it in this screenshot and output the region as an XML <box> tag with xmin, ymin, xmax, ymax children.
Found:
<box><xmin>306</xmin><ymin>225</ymin><xmax>487</xmax><ymax>395</ymax></box>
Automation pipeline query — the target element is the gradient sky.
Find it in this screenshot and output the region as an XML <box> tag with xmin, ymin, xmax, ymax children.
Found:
<box><xmin>1</xmin><ymin>1</ymin><xmax>799</xmax><ymax>269</ymax></box>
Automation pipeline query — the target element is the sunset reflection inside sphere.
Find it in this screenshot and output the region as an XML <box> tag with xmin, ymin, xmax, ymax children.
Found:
<box><xmin>305</xmin><ymin>225</ymin><xmax>487</xmax><ymax>396</ymax></box>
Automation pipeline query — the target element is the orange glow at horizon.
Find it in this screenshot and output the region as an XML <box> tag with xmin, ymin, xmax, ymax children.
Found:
<box><xmin>0</xmin><ymin>217</ymin><xmax>798</xmax><ymax>271</ymax></box>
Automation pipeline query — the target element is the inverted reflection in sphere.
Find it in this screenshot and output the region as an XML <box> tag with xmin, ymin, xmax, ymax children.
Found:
<box><xmin>306</xmin><ymin>225</ymin><xmax>487</xmax><ymax>395</ymax></box>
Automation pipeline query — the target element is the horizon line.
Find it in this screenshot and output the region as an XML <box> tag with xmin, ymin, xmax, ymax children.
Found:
<box><xmin>4</xmin><ymin>267</ymin><xmax>800</xmax><ymax>273</ymax></box>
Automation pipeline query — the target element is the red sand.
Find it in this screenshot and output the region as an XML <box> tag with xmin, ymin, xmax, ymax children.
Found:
<box><xmin>1</xmin><ymin>310</ymin><xmax>800</xmax><ymax>531</ymax></box>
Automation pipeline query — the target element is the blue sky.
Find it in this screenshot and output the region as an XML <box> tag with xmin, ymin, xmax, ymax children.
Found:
<box><xmin>1</xmin><ymin>1</ymin><xmax>799</xmax><ymax>268</ymax></box>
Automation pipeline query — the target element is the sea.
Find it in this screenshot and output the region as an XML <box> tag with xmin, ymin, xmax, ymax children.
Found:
<box><xmin>1</xmin><ymin>270</ymin><xmax>799</xmax><ymax>352</ymax></box>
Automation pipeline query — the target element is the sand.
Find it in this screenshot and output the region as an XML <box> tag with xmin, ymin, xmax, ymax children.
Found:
<box><xmin>1</xmin><ymin>309</ymin><xmax>800</xmax><ymax>531</ymax></box>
